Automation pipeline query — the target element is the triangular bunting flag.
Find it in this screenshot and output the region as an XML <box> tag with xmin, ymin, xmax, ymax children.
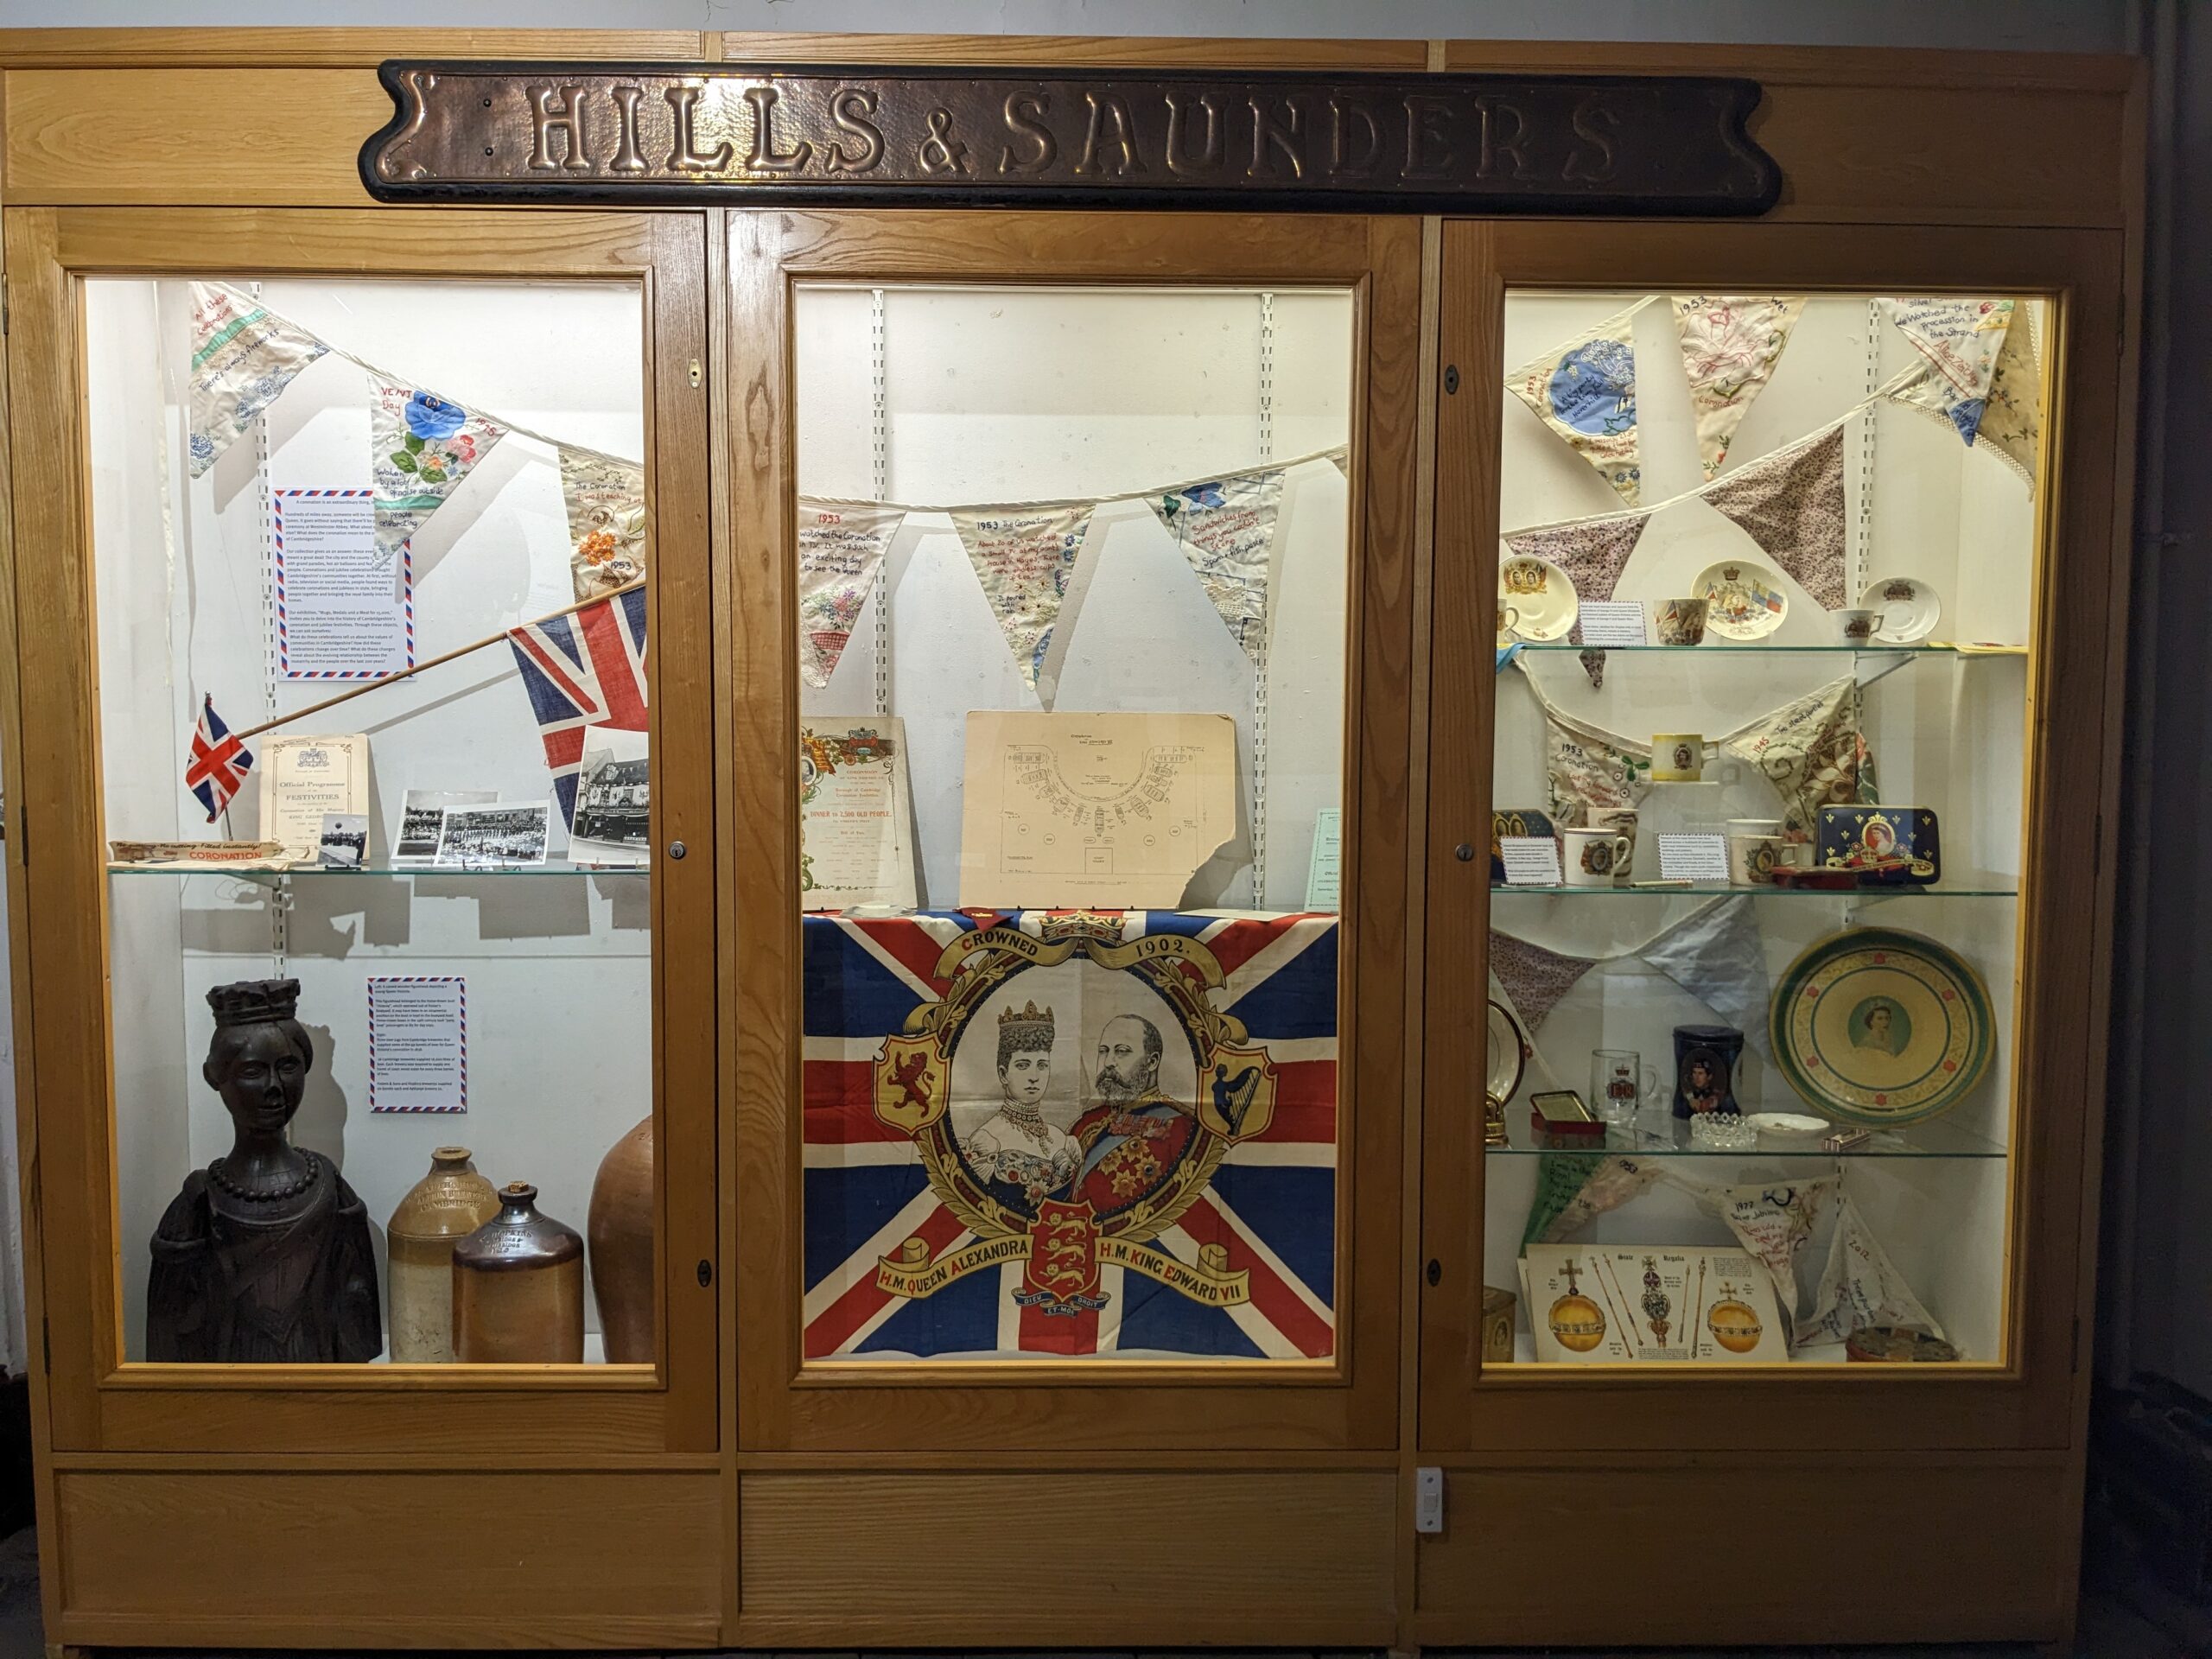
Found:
<box><xmin>1507</xmin><ymin>300</ymin><xmax>1645</xmax><ymax>505</ymax></box>
<box><xmin>1489</xmin><ymin>931</ymin><xmax>1603</xmax><ymax>1033</ymax></box>
<box><xmin>1702</xmin><ymin>424</ymin><xmax>1848</xmax><ymax>610</ymax></box>
<box><xmin>370</xmin><ymin>376</ymin><xmax>507</xmax><ymax>562</ymax></box>
<box><xmin>1536</xmin><ymin>700</ymin><xmax>1652</xmax><ymax>829</ymax></box>
<box><xmin>1878</xmin><ymin>296</ymin><xmax>2015</xmax><ymax>444</ymax></box>
<box><xmin>1719</xmin><ymin>674</ymin><xmax>1867</xmax><ymax>844</ymax></box>
<box><xmin>1976</xmin><ymin>303</ymin><xmax>2044</xmax><ymax>484</ymax></box>
<box><xmin>948</xmin><ymin>504</ymin><xmax>1094</xmax><ymax>706</ymax></box>
<box><xmin>1671</xmin><ymin>296</ymin><xmax>1805</xmax><ymax>479</ymax></box>
<box><xmin>797</xmin><ymin>502</ymin><xmax>906</xmax><ymax>689</ymax></box>
<box><xmin>560</xmin><ymin>446</ymin><xmax>647</xmax><ymax>602</ymax></box>
<box><xmin>1148</xmin><ymin>469</ymin><xmax>1283</xmax><ymax>664</ymax></box>
<box><xmin>1502</xmin><ymin>514</ymin><xmax>1649</xmax><ymax>608</ymax></box>
<box><xmin>186</xmin><ymin>283</ymin><xmax>329</xmax><ymax>478</ymax></box>
<box><xmin>1639</xmin><ymin>897</ymin><xmax>1777</xmax><ymax>1063</ymax></box>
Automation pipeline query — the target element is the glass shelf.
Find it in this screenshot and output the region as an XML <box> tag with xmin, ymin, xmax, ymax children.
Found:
<box><xmin>109</xmin><ymin>860</ymin><xmax>648</xmax><ymax>879</ymax></box>
<box><xmin>1484</xmin><ymin>1109</ymin><xmax>2007</xmax><ymax>1160</ymax></box>
<box><xmin>1489</xmin><ymin>880</ymin><xmax>2019</xmax><ymax>899</ymax></box>
<box><xmin>1506</xmin><ymin>642</ymin><xmax>2027</xmax><ymax>656</ymax></box>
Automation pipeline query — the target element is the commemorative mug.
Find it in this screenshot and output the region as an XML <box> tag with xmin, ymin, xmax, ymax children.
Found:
<box><xmin>1591</xmin><ymin>1048</ymin><xmax>1661</xmax><ymax>1128</ymax></box>
<box><xmin>1590</xmin><ymin>807</ymin><xmax>1638</xmax><ymax>879</ymax></box>
<box><xmin>1656</xmin><ymin>597</ymin><xmax>1709</xmax><ymax>646</ymax></box>
<box><xmin>1834</xmin><ymin>607</ymin><xmax>1880</xmax><ymax>645</ymax></box>
<box><xmin>1651</xmin><ymin>733</ymin><xmax>1706</xmax><ymax>783</ymax></box>
<box><xmin>1728</xmin><ymin>832</ymin><xmax>1792</xmax><ymax>886</ymax></box>
<box><xmin>1497</xmin><ymin>602</ymin><xmax>1521</xmax><ymax>644</ymax></box>
<box><xmin>1562</xmin><ymin>825</ymin><xmax>1631</xmax><ymax>887</ymax></box>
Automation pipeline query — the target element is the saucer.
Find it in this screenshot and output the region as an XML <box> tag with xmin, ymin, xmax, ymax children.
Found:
<box><xmin>1498</xmin><ymin>554</ymin><xmax>1579</xmax><ymax>641</ymax></box>
<box><xmin>1694</xmin><ymin>558</ymin><xmax>1789</xmax><ymax>639</ymax></box>
<box><xmin>1860</xmin><ymin>575</ymin><xmax>1942</xmax><ymax>644</ymax></box>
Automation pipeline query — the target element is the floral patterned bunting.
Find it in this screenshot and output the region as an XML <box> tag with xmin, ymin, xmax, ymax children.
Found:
<box><xmin>186</xmin><ymin>283</ymin><xmax>329</xmax><ymax>478</ymax></box>
<box><xmin>1671</xmin><ymin>296</ymin><xmax>1805</xmax><ymax>480</ymax></box>
<box><xmin>1501</xmin><ymin>514</ymin><xmax>1650</xmax><ymax>608</ymax></box>
<box><xmin>797</xmin><ymin>502</ymin><xmax>906</xmax><ymax>689</ymax></box>
<box><xmin>559</xmin><ymin>447</ymin><xmax>646</xmax><ymax>602</ymax></box>
<box><xmin>1507</xmin><ymin>299</ymin><xmax>1647</xmax><ymax>505</ymax></box>
<box><xmin>1147</xmin><ymin>469</ymin><xmax>1283</xmax><ymax>664</ymax></box>
<box><xmin>947</xmin><ymin>504</ymin><xmax>1094</xmax><ymax>707</ymax></box>
<box><xmin>1701</xmin><ymin>423</ymin><xmax>1848</xmax><ymax>610</ymax></box>
<box><xmin>369</xmin><ymin>376</ymin><xmax>507</xmax><ymax>563</ymax></box>
<box><xmin>1489</xmin><ymin>931</ymin><xmax>1604</xmax><ymax>1034</ymax></box>
<box><xmin>1879</xmin><ymin>296</ymin><xmax>2015</xmax><ymax>445</ymax></box>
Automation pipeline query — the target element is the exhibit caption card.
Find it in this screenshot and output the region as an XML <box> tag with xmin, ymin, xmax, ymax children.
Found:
<box><xmin>367</xmin><ymin>976</ymin><xmax>467</xmax><ymax>1114</ymax></box>
<box><xmin>272</xmin><ymin>491</ymin><xmax>414</xmax><ymax>680</ymax></box>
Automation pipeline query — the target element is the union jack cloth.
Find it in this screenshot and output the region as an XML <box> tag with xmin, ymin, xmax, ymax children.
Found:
<box><xmin>505</xmin><ymin>588</ymin><xmax>647</xmax><ymax>830</ymax></box>
<box><xmin>184</xmin><ymin>694</ymin><xmax>253</xmax><ymax>822</ymax></box>
<box><xmin>803</xmin><ymin>909</ymin><xmax>1338</xmax><ymax>1361</ymax></box>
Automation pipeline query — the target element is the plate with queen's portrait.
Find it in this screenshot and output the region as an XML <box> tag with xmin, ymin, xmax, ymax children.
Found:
<box><xmin>1497</xmin><ymin>554</ymin><xmax>1579</xmax><ymax>642</ymax></box>
<box><xmin>1770</xmin><ymin>925</ymin><xmax>1993</xmax><ymax>1127</ymax></box>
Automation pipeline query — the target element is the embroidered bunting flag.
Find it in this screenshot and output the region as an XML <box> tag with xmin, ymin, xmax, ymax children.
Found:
<box><xmin>1507</xmin><ymin>300</ymin><xmax>1647</xmax><ymax>505</ymax></box>
<box><xmin>1148</xmin><ymin>468</ymin><xmax>1283</xmax><ymax>664</ymax></box>
<box><xmin>948</xmin><ymin>504</ymin><xmax>1094</xmax><ymax>706</ymax></box>
<box><xmin>183</xmin><ymin>694</ymin><xmax>254</xmax><ymax>822</ymax></box>
<box><xmin>370</xmin><ymin>377</ymin><xmax>508</xmax><ymax>563</ymax></box>
<box><xmin>1719</xmin><ymin>673</ymin><xmax>1868</xmax><ymax>845</ymax></box>
<box><xmin>1534</xmin><ymin>697</ymin><xmax>1652</xmax><ymax>829</ymax></box>
<box><xmin>1878</xmin><ymin>296</ymin><xmax>2015</xmax><ymax>445</ymax></box>
<box><xmin>559</xmin><ymin>446</ymin><xmax>647</xmax><ymax>602</ymax></box>
<box><xmin>1976</xmin><ymin>303</ymin><xmax>2044</xmax><ymax>484</ymax></box>
<box><xmin>505</xmin><ymin>588</ymin><xmax>648</xmax><ymax>831</ymax></box>
<box><xmin>1501</xmin><ymin>514</ymin><xmax>1650</xmax><ymax>609</ymax></box>
<box><xmin>797</xmin><ymin>502</ymin><xmax>906</xmax><ymax>689</ymax></box>
<box><xmin>1671</xmin><ymin>296</ymin><xmax>1805</xmax><ymax>479</ymax></box>
<box><xmin>186</xmin><ymin>283</ymin><xmax>329</xmax><ymax>478</ymax></box>
<box><xmin>1702</xmin><ymin>423</ymin><xmax>1848</xmax><ymax>610</ymax></box>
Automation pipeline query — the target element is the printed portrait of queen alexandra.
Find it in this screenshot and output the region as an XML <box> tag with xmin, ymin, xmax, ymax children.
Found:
<box><xmin>960</xmin><ymin>999</ymin><xmax>1080</xmax><ymax>1205</ymax></box>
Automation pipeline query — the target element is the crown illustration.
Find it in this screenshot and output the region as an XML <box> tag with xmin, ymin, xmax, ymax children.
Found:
<box><xmin>207</xmin><ymin>977</ymin><xmax>301</xmax><ymax>1027</ymax></box>
<box><xmin>1039</xmin><ymin>910</ymin><xmax>1125</xmax><ymax>944</ymax></box>
<box><xmin>998</xmin><ymin>999</ymin><xmax>1055</xmax><ymax>1034</ymax></box>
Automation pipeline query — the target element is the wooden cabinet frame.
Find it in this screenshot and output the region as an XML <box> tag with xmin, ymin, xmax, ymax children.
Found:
<box><xmin>722</xmin><ymin>208</ymin><xmax>1421</xmax><ymax>1453</ymax></box>
<box><xmin>3</xmin><ymin>207</ymin><xmax>721</xmax><ymax>1456</ymax></box>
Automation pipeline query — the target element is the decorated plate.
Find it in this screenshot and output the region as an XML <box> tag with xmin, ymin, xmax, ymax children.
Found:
<box><xmin>1486</xmin><ymin>998</ymin><xmax>1529</xmax><ymax>1107</ymax></box>
<box><xmin>1694</xmin><ymin>558</ymin><xmax>1789</xmax><ymax>639</ymax></box>
<box><xmin>1498</xmin><ymin>554</ymin><xmax>1579</xmax><ymax>642</ymax></box>
<box><xmin>1860</xmin><ymin>574</ymin><xmax>1942</xmax><ymax>644</ymax></box>
<box><xmin>1770</xmin><ymin>926</ymin><xmax>1993</xmax><ymax>1127</ymax></box>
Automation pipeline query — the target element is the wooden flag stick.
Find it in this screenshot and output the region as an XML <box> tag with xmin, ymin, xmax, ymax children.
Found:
<box><xmin>229</xmin><ymin>578</ymin><xmax>645</xmax><ymax>744</ymax></box>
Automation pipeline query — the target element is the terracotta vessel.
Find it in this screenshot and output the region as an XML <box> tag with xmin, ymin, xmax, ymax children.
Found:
<box><xmin>588</xmin><ymin>1116</ymin><xmax>654</xmax><ymax>1364</ymax></box>
<box><xmin>385</xmin><ymin>1147</ymin><xmax>500</xmax><ymax>1363</ymax></box>
<box><xmin>451</xmin><ymin>1182</ymin><xmax>584</xmax><ymax>1363</ymax></box>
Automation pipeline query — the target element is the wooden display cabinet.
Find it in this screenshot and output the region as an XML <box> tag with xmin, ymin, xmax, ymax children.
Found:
<box><xmin>0</xmin><ymin>26</ymin><xmax>2144</xmax><ymax>1654</ymax></box>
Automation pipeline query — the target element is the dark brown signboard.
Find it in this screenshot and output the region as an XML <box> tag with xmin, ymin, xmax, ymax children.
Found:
<box><xmin>361</xmin><ymin>62</ymin><xmax>1781</xmax><ymax>215</ymax></box>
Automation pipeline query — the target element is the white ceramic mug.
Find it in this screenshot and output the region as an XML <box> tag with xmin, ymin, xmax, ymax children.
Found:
<box><xmin>1497</xmin><ymin>602</ymin><xmax>1521</xmax><ymax>644</ymax></box>
<box><xmin>1834</xmin><ymin>607</ymin><xmax>1879</xmax><ymax>645</ymax></box>
<box><xmin>1651</xmin><ymin>734</ymin><xmax>1706</xmax><ymax>783</ymax></box>
<box><xmin>1590</xmin><ymin>807</ymin><xmax>1639</xmax><ymax>878</ymax></box>
<box><xmin>1563</xmin><ymin>825</ymin><xmax>1631</xmax><ymax>887</ymax></box>
<box><xmin>1728</xmin><ymin>832</ymin><xmax>1791</xmax><ymax>886</ymax></box>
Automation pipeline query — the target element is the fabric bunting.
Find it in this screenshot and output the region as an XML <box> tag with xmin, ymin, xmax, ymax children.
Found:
<box><xmin>1489</xmin><ymin>931</ymin><xmax>1604</xmax><ymax>1033</ymax></box>
<box><xmin>1719</xmin><ymin>674</ymin><xmax>1869</xmax><ymax>845</ymax></box>
<box><xmin>560</xmin><ymin>447</ymin><xmax>647</xmax><ymax>602</ymax></box>
<box><xmin>1798</xmin><ymin>1195</ymin><xmax>1944</xmax><ymax>1351</ymax></box>
<box><xmin>1701</xmin><ymin>423</ymin><xmax>1848</xmax><ymax>610</ymax></box>
<box><xmin>1640</xmin><ymin>897</ymin><xmax>1776</xmax><ymax>1063</ymax></box>
<box><xmin>1507</xmin><ymin>299</ymin><xmax>1647</xmax><ymax>505</ymax></box>
<box><xmin>1974</xmin><ymin>302</ymin><xmax>2043</xmax><ymax>484</ymax></box>
<box><xmin>1501</xmin><ymin>514</ymin><xmax>1649</xmax><ymax>609</ymax></box>
<box><xmin>1671</xmin><ymin>296</ymin><xmax>1805</xmax><ymax>480</ymax></box>
<box><xmin>1879</xmin><ymin>296</ymin><xmax>2015</xmax><ymax>445</ymax></box>
<box><xmin>1148</xmin><ymin>469</ymin><xmax>1283</xmax><ymax>664</ymax></box>
<box><xmin>1535</xmin><ymin>698</ymin><xmax>1652</xmax><ymax>829</ymax></box>
<box><xmin>796</xmin><ymin>502</ymin><xmax>906</xmax><ymax>689</ymax></box>
<box><xmin>948</xmin><ymin>504</ymin><xmax>1094</xmax><ymax>707</ymax></box>
<box><xmin>370</xmin><ymin>376</ymin><xmax>507</xmax><ymax>563</ymax></box>
<box><xmin>186</xmin><ymin>283</ymin><xmax>329</xmax><ymax>479</ymax></box>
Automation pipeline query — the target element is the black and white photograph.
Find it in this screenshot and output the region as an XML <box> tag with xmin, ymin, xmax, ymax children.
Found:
<box><xmin>568</xmin><ymin>738</ymin><xmax>650</xmax><ymax>868</ymax></box>
<box><xmin>315</xmin><ymin>812</ymin><xmax>368</xmax><ymax>868</ymax></box>
<box><xmin>394</xmin><ymin>788</ymin><xmax>495</xmax><ymax>861</ymax></box>
<box><xmin>432</xmin><ymin>800</ymin><xmax>550</xmax><ymax>867</ymax></box>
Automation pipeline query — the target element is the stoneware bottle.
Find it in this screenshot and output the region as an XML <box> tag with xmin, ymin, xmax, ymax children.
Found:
<box><xmin>385</xmin><ymin>1146</ymin><xmax>499</xmax><ymax>1363</ymax></box>
<box><xmin>588</xmin><ymin>1116</ymin><xmax>654</xmax><ymax>1364</ymax></box>
<box><xmin>451</xmin><ymin>1182</ymin><xmax>585</xmax><ymax>1363</ymax></box>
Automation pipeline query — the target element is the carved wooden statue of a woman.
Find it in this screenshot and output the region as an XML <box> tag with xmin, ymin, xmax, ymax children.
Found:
<box><xmin>146</xmin><ymin>978</ymin><xmax>380</xmax><ymax>1362</ymax></box>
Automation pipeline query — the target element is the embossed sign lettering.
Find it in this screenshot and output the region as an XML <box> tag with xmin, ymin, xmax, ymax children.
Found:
<box><xmin>362</xmin><ymin>64</ymin><xmax>1781</xmax><ymax>214</ymax></box>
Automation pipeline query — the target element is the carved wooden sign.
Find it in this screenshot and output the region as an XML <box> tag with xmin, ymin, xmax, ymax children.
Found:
<box><xmin>361</xmin><ymin>62</ymin><xmax>1781</xmax><ymax>214</ymax></box>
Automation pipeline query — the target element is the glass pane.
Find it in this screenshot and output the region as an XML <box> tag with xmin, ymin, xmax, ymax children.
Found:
<box><xmin>795</xmin><ymin>283</ymin><xmax>1351</xmax><ymax>1363</ymax></box>
<box><xmin>91</xmin><ymin>277</ymin><xmax>655</xmax><ymax>1366</ymax></box>
<box><xmin>1484</xmin><ymin>290</ymin><xmax>2043</xmax><ymax>1368</ymax></box>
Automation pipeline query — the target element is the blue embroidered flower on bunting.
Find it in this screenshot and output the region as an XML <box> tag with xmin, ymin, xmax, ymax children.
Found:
<box><xmin>404</xmin><ymin>391</ymin><xmax>467</xmax><ymax>441</ymax></box>
<box><xmin>1548</xmin><ymin>338</ymin><xmax>1637</xmax><ymax>437</ymax></box>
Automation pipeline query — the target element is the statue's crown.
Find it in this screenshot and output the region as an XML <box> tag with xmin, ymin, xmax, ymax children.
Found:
<box><xmin>998</xmin><ymin>999</ymin><xmax>1054</xmax><ymax>1033</ymax></box>
<box><xmin>207</xmin><ymin>977</ymin><xmax>301</xmax><ymax>1027</ymax></box>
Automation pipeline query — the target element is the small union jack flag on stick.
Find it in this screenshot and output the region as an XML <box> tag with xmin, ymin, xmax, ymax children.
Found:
<box><xmin>185</xmin><ymin>694</ymin><xmax>253</xmax><ymax>823</ymax></box>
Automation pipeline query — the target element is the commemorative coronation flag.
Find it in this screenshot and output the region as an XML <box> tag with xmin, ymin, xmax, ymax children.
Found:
<box><xmin>184</xmin><ymin>694</ymin><xmax>254</xmax><ymax>822</ymax></box>
<box><xmin>505</xmin><ymin>587</ymin><xmax>648</xmax><ymax>830</ymax></box>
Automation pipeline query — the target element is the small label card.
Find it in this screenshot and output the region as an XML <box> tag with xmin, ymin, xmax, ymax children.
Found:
<box><xmin>1305</xmin><ymin>805</ymin><xmax>1343</xmax><ymax>912</ymax></box>
<box><xmin>1499</xmin><ymin>835</ymin><xmax>1564</xmax><ymax>887</ymax></box>
<box><xmin>1656</xmin><ymin>832</ymin><xmax>1732</xmax><ymax>883</ymax></box>
<box><xmin>368</xmin><ymin>976</ymin><xmax>467</xmax><ymax>1114</ymax></box>
<box><xmin>1575</xmin><ymin>601</ymin><xmax>1649</xmax><ymax>648</ymax></box>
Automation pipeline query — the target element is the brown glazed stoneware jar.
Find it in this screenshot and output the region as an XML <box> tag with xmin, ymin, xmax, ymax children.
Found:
<box><xmin>451</xmin><ymin>1182</ymin><xmax>585</xmax><ymax>1363</ymax></box>
<box><xmin>385</xmin><ymin>1146</ymin><xmax>500</xmax><ymax>1363</ymax></box>
<box><xmin>588</xmin><ymin>1116</ymin><xmax>654</xmax><ymax>1364</ymax></box>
